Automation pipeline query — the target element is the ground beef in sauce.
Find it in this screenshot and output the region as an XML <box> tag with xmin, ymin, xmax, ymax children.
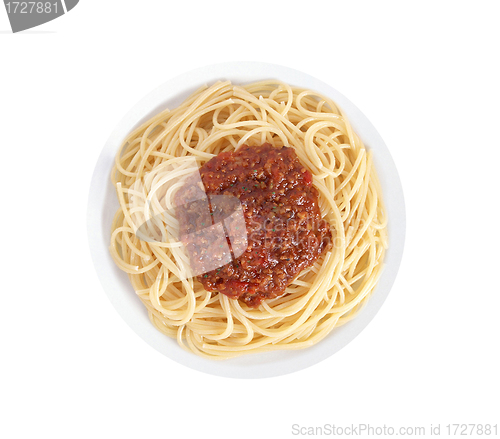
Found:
<box><xmin>174</xmin><ymin>143</ymin><xmax>332</xmax><ymax>307</ymax></box>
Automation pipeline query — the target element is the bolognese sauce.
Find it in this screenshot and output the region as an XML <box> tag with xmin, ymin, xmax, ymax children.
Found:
<box><xmin>175</xmin><ymin>143</ymin><xmax>332</xmax><ymax>307</ymax></box>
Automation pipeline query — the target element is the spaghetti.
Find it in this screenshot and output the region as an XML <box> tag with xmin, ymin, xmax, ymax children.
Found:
<box><xmin>110</xmin><ymin>80</ymin><xmax>388</xmax><ymax>359</ymax></box>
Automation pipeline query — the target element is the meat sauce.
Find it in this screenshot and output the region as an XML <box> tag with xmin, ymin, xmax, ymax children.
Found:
<box><xmin>175</xmin><ymin>143</ymin><xmax>332</xmax><ymax>307</ymax></box>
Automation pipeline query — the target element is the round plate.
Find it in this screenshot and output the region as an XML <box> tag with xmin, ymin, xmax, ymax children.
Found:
<box><xmin>87</xmin><ymin>62</ymin><xmax>405</xmax><ymax>378</ymax></box>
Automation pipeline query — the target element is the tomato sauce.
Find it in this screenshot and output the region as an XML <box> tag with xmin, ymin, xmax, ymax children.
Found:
<box><xmin>176</xmin><ymin>143</ymin><xmax>332</xmax><ymax>307</ymax></box>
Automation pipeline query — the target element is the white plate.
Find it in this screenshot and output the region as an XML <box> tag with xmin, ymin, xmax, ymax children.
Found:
<box><xmin>87</xmin><ymin>62</ymin><xmax>405</xmax><ymax>378</ymax></box>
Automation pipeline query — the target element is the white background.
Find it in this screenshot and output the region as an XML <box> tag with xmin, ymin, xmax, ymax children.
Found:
<box><xmin>1</xmin><ymin>1</ymin><xmax>499</xmax><ymax>438</ymax></box>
